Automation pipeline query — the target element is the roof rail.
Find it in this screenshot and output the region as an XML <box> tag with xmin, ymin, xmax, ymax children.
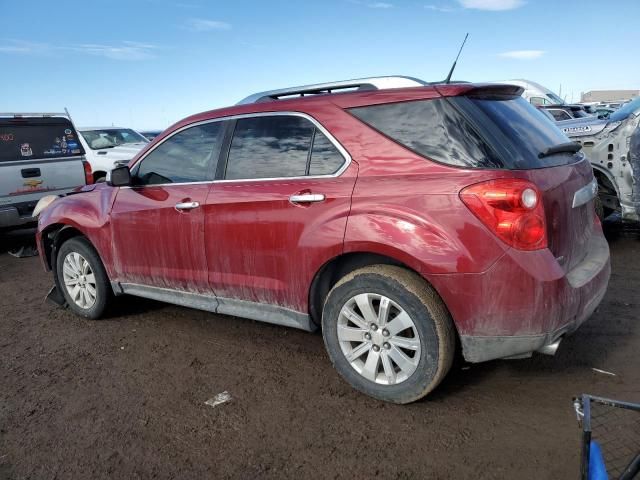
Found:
<box><xmin>237</xmin><ymin>75</ymin><xmax>428</xmax><ymax>105</ymax></box>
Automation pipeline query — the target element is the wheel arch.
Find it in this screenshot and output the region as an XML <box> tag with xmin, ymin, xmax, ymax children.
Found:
<box><xmin>308</xmin><ymin>251</ymin><xmax>459</xmax><ymax>342</ymax></box>
<box><xmin>41</xmin><ymin>224</ymin><xmax>86</xmax><ymax>271</ymax></box>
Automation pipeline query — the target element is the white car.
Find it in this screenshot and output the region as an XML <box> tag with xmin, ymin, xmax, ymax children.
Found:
<box><xmin>489</xmin><ymin>79</ymin><xmax>565</xmax><ymax>106</ymax></box>
<box><xmin>77</xmin><ymin>127</ymin><xmax>149</xmax><ymax>181</ymax></box>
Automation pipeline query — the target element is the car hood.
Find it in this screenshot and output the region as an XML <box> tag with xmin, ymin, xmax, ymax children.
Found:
<box><xmin>90</xmin><ymin>143</ymin><xmax>148</xmax><ymax>161</ymax></box>
<box><xmin>556</xmin><ymin>117</ymin><xmax>609</xmax><ymax>138</ymax></box>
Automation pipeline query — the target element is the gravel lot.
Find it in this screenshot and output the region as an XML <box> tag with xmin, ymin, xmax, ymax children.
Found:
<box><xmin>1</xmin><ymin>221</ymin><xmax>639</xmax><ymax>479</ymax></box>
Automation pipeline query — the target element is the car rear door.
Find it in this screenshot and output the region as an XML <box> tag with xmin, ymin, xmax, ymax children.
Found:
<box><xmin>204</xmin><ymin>113</ymin><xmax>357</xmax><ymax>315</ymax></box>
<box><xmin>110</xmin><ymin>121</ymin><xmax>225</xmax><ymax>291</ymax></box>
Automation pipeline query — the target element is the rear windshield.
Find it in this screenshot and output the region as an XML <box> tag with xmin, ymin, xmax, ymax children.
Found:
<box><xmin>349</xmin><ymin>95</ymin><xmax>578</xmax><ymax>169</ymax></box>
<box><xmin>0</xmin><ymin>117</ymin><xmax>85</xmax><ymax>162</ymax></box>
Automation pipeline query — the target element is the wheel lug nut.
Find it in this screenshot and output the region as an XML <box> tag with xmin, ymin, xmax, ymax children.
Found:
<box><xmin>372</xmin><ymin>345</ymin><xmax>380</xmax><ymax>352</ymax></box>
<box><xmin>364</xmin><ymin>333</ymin><xmax>372</xmax><ymax>341</ymax></box>
<box><xmin>383</xmin><ymin>342</ymin><xmax>391</xmax><ymax>350</ymax></box>
<box><xmin>382</xmin><ymin>329</ymin><xmax>390</xmax><ymax>337</ymax></box>
<box><xmin>370</xmin><ymin>323</ymin><xmax>378</xmax><ymax>331</ymax></box>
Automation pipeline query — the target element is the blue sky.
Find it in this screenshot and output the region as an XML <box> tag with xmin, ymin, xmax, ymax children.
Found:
<box><xmin>2</xmin><ymin>0</ymin><xmax>639</xmax><ymax>130</ymax></box>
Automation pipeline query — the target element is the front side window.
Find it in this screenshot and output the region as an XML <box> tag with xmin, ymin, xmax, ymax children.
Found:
<box><xmin>134</xmin><ymin>122</ymin><xmax>224</xmax><ymax>185</ymax></box>
<box><xmin>224</xmin><ymin>115</ymin><xmax>345</xmax><ymax>180</ymax></box>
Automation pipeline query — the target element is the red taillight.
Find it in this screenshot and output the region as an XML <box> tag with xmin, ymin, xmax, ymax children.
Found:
<box><xmin>460</xmin><ymin>179</ymin><xmax>548</xmax><ymax>251</ymax></box>
<box><xmin>82</xmin><ymin>160</ymin><xmax>93</xmax><ymax>185</ymax></box>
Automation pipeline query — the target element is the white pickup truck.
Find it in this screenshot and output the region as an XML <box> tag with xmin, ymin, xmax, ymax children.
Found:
<box><xmin>0</xmin><ymin>112</ymin><xmax>90</xmax><ymax>232</ymax></box>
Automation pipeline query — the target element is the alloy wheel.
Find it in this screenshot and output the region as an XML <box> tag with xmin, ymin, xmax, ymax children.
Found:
<box><xmin>336</xmin><ymin>293</ymin><xmax>421</xmax><ymax>385</ymax></box>
<box><xmin>62</xmin><ymin>252</ymin><xmax>97</xmax><ymax>309</ymax></box>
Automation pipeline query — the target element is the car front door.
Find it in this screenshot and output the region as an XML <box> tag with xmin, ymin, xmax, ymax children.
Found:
<box><xmin>110</xmin><ymin>121</ymin><xmax>225</xmax><ymax>291</ymax></box>
<box><xmin>203</xmin><ymin>113</ymin><xmax>357</xmax><ymax>318</ymax></box>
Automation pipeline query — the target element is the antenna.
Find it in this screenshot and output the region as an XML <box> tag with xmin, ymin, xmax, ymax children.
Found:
<box><xmin>444</xmin><ymin>33</ymin><xmax>469</xmax><ymax>84</ymax></box>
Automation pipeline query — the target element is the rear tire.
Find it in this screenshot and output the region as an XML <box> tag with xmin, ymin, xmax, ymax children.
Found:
<box><xmin>55</xmin><ymin>237</ymin><xmax>112</xmax><ymax>319</ymax></box>
<box><xmin>321</xmin><ymin>265</ymin><xmax>455</xmax><ymax>404</ymax></box>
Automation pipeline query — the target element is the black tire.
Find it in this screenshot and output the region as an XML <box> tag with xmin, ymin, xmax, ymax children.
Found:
<box><xmin>594</xmin><ymin>196</ymin><xmax>605</xmax><ymax>222</ymax></box>
<box><xmin>55</xmin><ymin>236</ymin><xmax>112</xmax><ymax>319</ymax></box>
<box><xmin>322</xmin><ymin>265</ymin><xmax>455</xmax><ymax>404</ymax></box>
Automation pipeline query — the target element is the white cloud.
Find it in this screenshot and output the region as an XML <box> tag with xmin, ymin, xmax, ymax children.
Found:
<box><xmin>186</xmin><ymin>18</ymin><xmax>232</xmax><ymax>31</ymax></box>
<box><xmin>425</xmin><ymin>4</ymin><xmax>457</xmax><ymax>12</ymax></box>
<box><xmin>498</xmin><ymin>49</ymin><xmax>545</xmax><ymax>59</ymax></box>
<box><xmin>0</xmin><ymin>39</ymin><xmax>159</xmax><ymax>61</ymax></box>
<box><xmin>69</xmin><ymin>41</ymin><xmax>158</xmax><ymax>60</ymax></box>
<box><xmin>0</xmin><ymin>40</ymin><xmax>50</xmax><ymax>54</ymax></box>
<box><xmin>457</xmin><ymin>0</ymin><xmax>525</xmax><ymax>10</ymax></box>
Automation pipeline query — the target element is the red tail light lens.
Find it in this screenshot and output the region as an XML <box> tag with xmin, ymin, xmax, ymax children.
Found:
<box><xmin>82</xmin><ymin>160</ymin><xmax>93</xmax><ymax>185</ymax></box>
<box><xmin>460</xmin><ymin>179</ymin><xmax>548</xmax><ymax>251</ymax></box>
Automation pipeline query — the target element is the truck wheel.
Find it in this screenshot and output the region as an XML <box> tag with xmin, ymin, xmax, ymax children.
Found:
<box><xmin>322</xmin><ymin>265</ymin><xmax>455</xmax><ymax>404</ymax></box>
<box><xmin>55</xmin><ymin>237</ymin><xmax>112</xmax><ymax>319</ymax></box>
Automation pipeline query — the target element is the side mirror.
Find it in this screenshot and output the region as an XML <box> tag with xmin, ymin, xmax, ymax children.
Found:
<box><xmin>108</xmin><ymin>166</ymin><xmax>132</xmax><ymax>187</ymax></box>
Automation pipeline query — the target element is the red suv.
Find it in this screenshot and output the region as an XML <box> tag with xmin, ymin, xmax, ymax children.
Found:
<box><xmin>35</xmin><ymin>77</ymin><xmax>611</xmax><ymax>404</ymax></box>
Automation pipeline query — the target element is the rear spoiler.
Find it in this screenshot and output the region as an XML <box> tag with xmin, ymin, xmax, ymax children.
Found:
<box><xmin>434</xmin><ymin>83</ymin><xmax>525</xmax><ymax>99</ymax></box>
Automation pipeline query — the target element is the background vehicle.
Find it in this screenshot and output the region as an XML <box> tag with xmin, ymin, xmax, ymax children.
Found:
<box><xmin>77</xmin><ymin>127</ymin><xmax>148</xmax><ymax>181</ymax></box>
<box><xmin>541</xmin><ymin>104</ymin><xmax>591</xmax><ymax>121</ymax></box>
<box><xmin>490</xmin><ymin>79</ymin><xmax>565</xmax><ymax>106</ymax></box>
<box><xmin>0</xmin><ymin>112</ymin><xmax>90</xmax><ymax>232</ymax></box>
<box><xmin>140</xmin><ymin>130</ymin><xmax>162</xmax><ymax>141</ymax></box>
<box><xmin>36</xmin><ymin>77</ymin><xmax>610</xmax><ymax>404</ymax></box>
<box><xmin>557</xmin><ymin>98</ymin><xmax>640</xmax><ymax>221</ymax></box>
<box><xmin>594</xmin><ymin>106</ymin><xmax>615</xmax><ymax>119</ymax></box>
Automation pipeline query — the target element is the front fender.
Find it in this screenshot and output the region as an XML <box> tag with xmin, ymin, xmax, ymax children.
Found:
<box><xmin>37</xmin><ymin>184</ymin><xmax>117</xmax><ymax>276</ymax></box>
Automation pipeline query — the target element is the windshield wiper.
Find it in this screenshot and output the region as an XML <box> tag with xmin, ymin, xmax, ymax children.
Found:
<box><xmin>538</xmin><ymin>141</ymin><xmax>582</xmax><ymax>159</ymax></box>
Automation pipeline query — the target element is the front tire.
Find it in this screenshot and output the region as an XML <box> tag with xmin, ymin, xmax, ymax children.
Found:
<box><xmin>55</xmin><ymin>237</ymin><xmax>112</xmax><ymax>319</ymax></box>
<box><xmin>322</xmin><ymin>265</ymin><xmax>455</xmax><ymax>404</ymax></box>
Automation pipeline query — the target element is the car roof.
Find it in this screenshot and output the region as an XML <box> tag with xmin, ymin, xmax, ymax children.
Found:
<box><xmin>173</xmin><ymin>81</ymin><xmax>523</xmax><ymax>129</ymax></box>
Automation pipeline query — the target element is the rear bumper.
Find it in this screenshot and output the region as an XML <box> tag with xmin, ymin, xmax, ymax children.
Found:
<box><xmin>0</xmin><ymin>205</ymin><xmax>37</xmax><ymax>229</ymax></box>
<box><xmin>430</xmin><ymin>227</ymin><xmax>611</xmax><ymax>363</ymax></box>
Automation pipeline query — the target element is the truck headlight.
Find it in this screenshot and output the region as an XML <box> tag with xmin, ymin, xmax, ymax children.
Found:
<box><xmin>32</xmin><ymin>195</ymin><xmax>60</xmax><ymax>217</ymax></box>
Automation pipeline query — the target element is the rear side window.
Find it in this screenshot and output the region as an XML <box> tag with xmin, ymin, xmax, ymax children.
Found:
<box><xmin>309</xmin><ymin>131</ymin><xmax>344</xmax><ymax>176</ymax></box>
<box><xmin>349</xmin><ymin>99</ymin><xmax>504</xmax><ymax>169</ymax></box>
<box><xmin>351</xmin><ymin>96</ymin><xmax>577</xmax><ymax>169</ymax></box>
<box><xmin>224</xmin><ymin>115</ymin><xmax>346</xmax><ymax>180</ymax></box>
<box><xmin>0</xmin><ymin>117</ymin><xmax>84</xmax><ymax>162</ymax></box>
<box><xmin>134</xmin><ymin>122</ymin><xmax>224</xmax><ymax>185</ymax></box>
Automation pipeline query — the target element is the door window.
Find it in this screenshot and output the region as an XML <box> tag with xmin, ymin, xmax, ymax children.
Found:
<box><xmin>134</xmin><ymin>122</ymin><xmax>224</xmax><ymax>185</ymax></box>
<box><xmin>224</xmin><ymin>115</ymin><xmax>346</xmax><ymax>180</ymax></box>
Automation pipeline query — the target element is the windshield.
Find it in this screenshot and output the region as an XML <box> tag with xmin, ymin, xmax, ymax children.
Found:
<box><xmin>81</xmin><ymin>128</ymin><xmax>148</xmax><ymax>150</ymax></box>
<box><xmin>547</xmin><ymin>92</ymin><xmax>565</xmax><ymax>104</ymax></box>
<box><xmin>609</xmin><ymin>98</ymin><xmax>640</xmax><ymax>122</ymax></box>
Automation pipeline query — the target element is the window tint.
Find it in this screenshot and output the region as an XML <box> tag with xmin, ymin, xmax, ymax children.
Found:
<box><xmin>0</xmin><ymin>117</ymin><xmax>84</xmax><ymax>162</ymax></box>
<box><xmin>135</xmin><ymin>122</ymin><xmax>223</xmax><ymax>185</ymax></box>
<box><xmin>309</xmin><ymin>130</ymin><xmax>345</xmax><ymax>175</ymax></box>
<box><xmin>350</xmin><ymin>98</ymin><xmax>504</xmax><ymax>168</ymax></box>
<box><xmin>461</xmin><ymin>96</ymin><xmax>578</xmax><ymax>168</ymax></box>
<box><xmin>225</xmin><ymin>116</ymin><xmax>314</xmax><ymax>180</ymax></box>
<box><xmin>351</xmin><ymin>96</ymin><xmax>578</xmax><ymax>170</ymax></box>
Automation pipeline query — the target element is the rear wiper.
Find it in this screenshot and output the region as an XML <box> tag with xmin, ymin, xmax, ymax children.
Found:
<box><xmin>538</xmin><ymin>141</ymin><xmax>582</xmax><ymax>158</ymax></box>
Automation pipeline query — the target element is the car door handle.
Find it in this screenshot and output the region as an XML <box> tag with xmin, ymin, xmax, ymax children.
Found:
<box><xmin>289</xmin><ymin>194</ymin><xmax>326</xmax><ymax>204</ymax></box>
<box><xmin>175</xmin><ymin>201</ymin><xmax>200</xmax><ymax>211</ymax></box>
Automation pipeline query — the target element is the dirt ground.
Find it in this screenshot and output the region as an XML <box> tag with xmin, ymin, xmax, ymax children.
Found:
<box><xmin>1</xmin><ymin>222</ymin><xmax>638</xmax><ymax>480</ymax></box>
